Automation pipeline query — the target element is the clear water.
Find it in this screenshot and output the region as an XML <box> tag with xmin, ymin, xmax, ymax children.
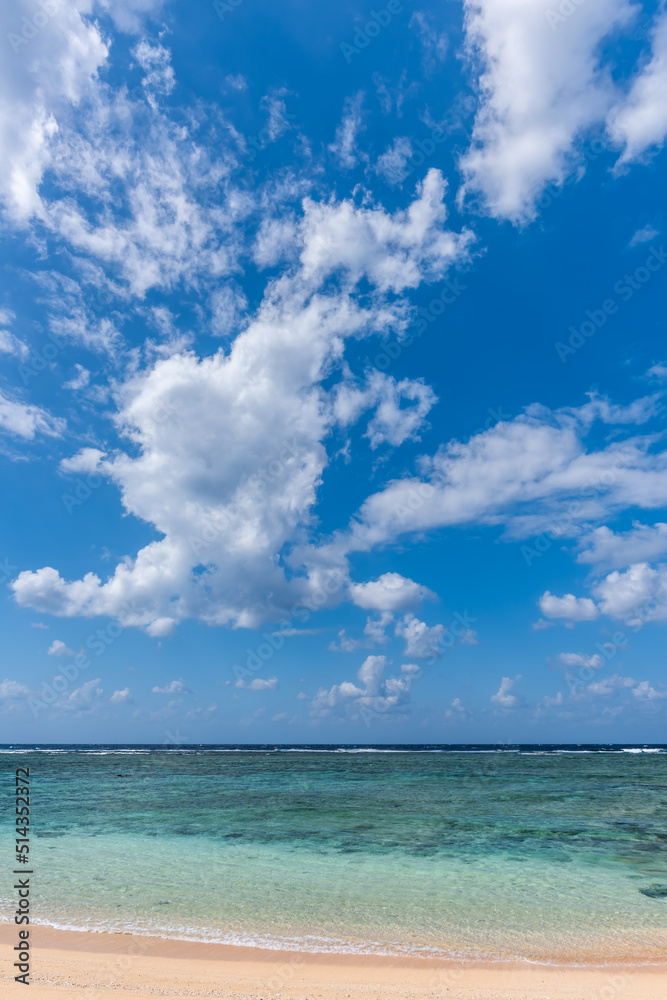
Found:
<box><xmin>2</xmin><ymin>744</ymin><xmax>667</xmax><ymax>964</ymax></box>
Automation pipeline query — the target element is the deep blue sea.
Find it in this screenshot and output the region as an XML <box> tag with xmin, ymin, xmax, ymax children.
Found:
<box><xmin>2</xmin><ymin>744</ymin><xmax>667</xmax><ymax>964</ymax></box>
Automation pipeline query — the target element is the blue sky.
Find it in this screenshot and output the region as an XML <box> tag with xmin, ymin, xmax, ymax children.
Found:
<box><xmin>1</xmin><ymin>0</ymin><xmax>667</xmax><ymax>743</ymax></box>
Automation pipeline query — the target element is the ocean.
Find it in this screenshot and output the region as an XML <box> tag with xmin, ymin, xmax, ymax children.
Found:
<box><xmin>2</xmin><ymin>744</ymin><xmax>667</xmax><ymax>964</ymax></box>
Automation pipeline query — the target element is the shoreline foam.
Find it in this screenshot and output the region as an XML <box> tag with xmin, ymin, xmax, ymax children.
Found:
<box><xmin>1</xmin><ymin>925</ymin><xmax>665</xmax><ymax>1000</ymax></box>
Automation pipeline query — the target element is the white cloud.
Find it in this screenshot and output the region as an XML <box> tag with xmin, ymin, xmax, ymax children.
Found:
<box><xmin>460</xmin><ymin>628</ymin><xmax>478</xmax><ymax>645</ymax></box>
<box><xmin>0</xmin><ymin>390</ymin><xmax>65</xmax><ymax>440</ymax></box>
<box><xmin>537</xmin><ymin>691</ymin><xmax>564</xmax><ymax>711</ymax></box>
<box><xmin>225</xmin><ymin>74</ymin><xmax>247</xmax><ymax>91</ymax></box>
<box><xmin>260</xmin><ymin>88</ymin><xmax>293</xmax><ymax>142</ymax></box>
<box><xmin>63</xmin><ymin>364</ymin><xmax>91</xmax><ymax>391</ymax></box>
<box><xmin>339</xmin><ymin>394</ymin><xmax>667</xmax><ymax>561</ymax></box>
<box><xmin>60</xmin><ymin>448</ymin><xmax>106</xmax><ymax>475</ymax></box>
<box><xmin>96</xmin><ymin>0</ymin><xmax>165</xmax><ymax>34</ymax></box>
<box><xmin>57</xmin><ymin>677</ymin><xmax>103</xmax><ymax>710</ymax></box>
<box><xmin>629</xmin><ymin>224</ymin><xmax>659</xmax><ymax>247</ymax></box>
<box><xmin>577</xmin><ymin>523</ymin><xmax>667</xmax><ymax>571</ymax></box>
<box><xmin>48</xmin><ymin>639</ymin><xmax>75</xmax><ymax>657</ymax></box>
<box><xmin>445</xmin><ymin>696</ymin><xmax>467</xmax><ymax>719</ymax></box>
<box><xmin>586</xmin><ymin>673</ymin><xmax>636</xmax><ymax>697</ymax></box>
<box><xmin>235</xmin><ymin>677</ymin><xmax>278</xmax><ymax>691</ymax></box>
<box><xmin>557</xmin><ymin>652</ymin><xmax>603</xmax><ymax>669</ymax></box>
<box><xmin>594</xmin><ymin>562</ymin><xmax>667</xmax><ymax>622</ymax></box>
<box><xmin>491</xmin><ymin>674</ymin><xmax>521</xmax><ymax>708</ymax></box>
<box><xmin>349</xmin><ymin>573</ymin><xmax>434</xmax><ymax>613</ymax></box>
<box><xmin>607</xmin><ymin>6</ymin><xmax>667</xmax><ymax>169</ymax></box>
<box><xmin>395</xmin><ymin>614</ymin><xmax>444</xmax><ymax>659</ymax></box>
<box><xmin>12</xmin><ymin>170</ymin><xmax>471</xmax><ymax>634</ymax></box>
<box><xmin>310</xmin><ymin>654</ymin><xmax>413</xmax><ymax>719</ymax></box>
<box><xmin>133</xmin><ymin>40</ymin><xmax>175</xmax><ymax>97</ymax></box>
<box><xmin>647</xmin><ymin>362</ymin><xmax>667</xmax><ymax>380</ymax></box>
<box><xmin>0</xmin><ymin>679</ymin><xmax>30</xmax><ymax>700</ymax></box>
<box><xmin>0</xmin><ymin>0</ymin><xmax>109</xmax><ymax>220</ymax></box>
<box><xmin>329</xmin><ymin>612</ymin><xmax>394</xmax><ymax>652</ymax></box>
<box><xmin>458</xmin><ymin>0</ymin><xmax>635</xmax><ymax>221</ymax></box>
<box><xmin>410</xmin><ymin>11</ymin><xmax>449</xmax><ymax>73</ymax></box>
<box><xmin>375</xmin><ymin>137</ymin><xmax>413</xmax><ymax>186</ymax></box>
<box><xmin>364</xmin><ymin>612</ymin><xmax>394</xmax><ymax>644</ymax></box>
<box><xmin>152</xmin><ymin>678</ymin><xmax>188</xmax><ymax>694</ymax></box>
<box><xmin>632</xmin><ymin>680</ymin><xmax>667</xmax><ymax>701</ymax></box>
<box><xmin>329</xmin><ymin>92</ymin><xmax>366</xmax><ymax>169</ymax></box>
<box><xmin>209</xmin><ymin>286</ymin><xmax>248</xmax><ymax>338</ymax></box>
<box><xmin>110</xmin><ymin>687</ymin><xmax>132</xmax><ymax>703</ymax></box>
<box><xmin>333</xmin><ymin>370</ymin><xmax>437</xmax><ymax>448</ymax></box>
<box><xmin>539</xmin><ymin>591</ymin><xmax>599</xmax><ymax>622</ymax></box>
<box><xmin>145</xmin><ymin>617</ymin><xmax>175</xmax><ymax>637</ymax></box>
<box><xmin>0</xmin><ymin>329</ymin><xmax>29</xmax><ymax>360</ymax></box>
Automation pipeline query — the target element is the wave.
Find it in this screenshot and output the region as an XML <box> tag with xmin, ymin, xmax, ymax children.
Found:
<box><xmin>0</xmin><ymin>917</ymin><xmax>663</xmax><ymax>969</ymax></box>
<box><xmin>0</xmin><ymin>744</ymin><xmax>665</xmax><ymax>755</ymax></box>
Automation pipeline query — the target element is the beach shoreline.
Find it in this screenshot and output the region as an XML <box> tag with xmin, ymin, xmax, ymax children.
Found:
<box><xmin>2</xmin><ymin>924</ymin><xmax>665</xmax><ymax>1000</ymax></box>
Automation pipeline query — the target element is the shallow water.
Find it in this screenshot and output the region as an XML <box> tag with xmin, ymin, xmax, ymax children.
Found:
<box><xmin>2</xmin><ymin>744</ymin><xmax>667</xmax><ymax>963</ymax></box>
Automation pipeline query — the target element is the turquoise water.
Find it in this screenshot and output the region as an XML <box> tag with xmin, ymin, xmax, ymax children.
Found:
<box><xmin>2</xmin><ymin>745</ymin><xmax>667</xmax><ymax>964</ymax></box>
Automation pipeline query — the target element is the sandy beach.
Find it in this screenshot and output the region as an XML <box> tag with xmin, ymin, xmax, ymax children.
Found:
<box><xmin>1</xmin><ymin>925</ymin><xmax>665</xmax><ymax>1000</ymax></box>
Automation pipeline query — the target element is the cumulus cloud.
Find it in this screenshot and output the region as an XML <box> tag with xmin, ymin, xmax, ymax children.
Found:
<box><xmin>586</xmin><ymin>673</ymin><xmax>636</xmax><ymax>697</ymax></box>
<box><xmin>333</xmin><ymin>370</ymin><xmax>437</xmax><ymax>448</ymax></box>
<box><xmin>445</xmin><ymin>696</ymin><xmax>467</xmax><ymax>719</ymax></box>
<box><xmin>11</xmin><ymin>170</ymin><xmax>472</xmax><ymax>634</ymax></box>
<box><xmin>557</xmin><ymin>652</ymin><xmax>603</xmax><ymax>669</ymax></box>
<box><xmin>491</xmin><ymin>674</ymin><xmax>521</xmax><ymax>708</ymax></box>
<box><xmin>537</xmin><ymin>691</ymin><xmax>564</xmax><ymax>712</ymax></box>
<box><xmin>607</xmin><ymin>5</ymin><xmax>667</xmax><ymax>169</ymax></box>
<box><xmin>348</xmin><ymin>573</ymin><xmax>434</xmax><ymax>612</ymax></box>
<box><xmin>57</xmin><ymin>677</ymin><xmax>103</xmax><ymax>711</ymax></box>
<box><xmin>48</xmin><ymin>639</ymin><xmax>75</xmax><ymax>657</ymax></box>
<box><xmin>60</xmin><ymin>448</ymin><xmax>106</xmax><ymax>475</ymax></box>
<box><xmin>594</xmin><ymin>562</ymin><xmax>667</xmax><ymax>623</ymax></box>
<box><xmin>310</xmin><ymin>654</ymin><xmax>413</xmax><ymax>720</ymax></box>
<box><xmin>339</xmin><ymin>394</ymin><xmax>667</xmax><ymax>562</ymax></box>
<box><xmin>0</xmin><ymin>322</ymin><xmax>29</xmax><ymax>360</ymax></box>
<box><xmin>235</xmin><ymin>677</ymin><xmax>278</xmax><ymax>690</ymax></box>
<box><xmin>152</xmin><ymin>678</ymin><xmax>188</xmax><ymax>694</ymax></box>
<box><xmin>0</xmin><ymin>390</ymin><xmax>65</xmax><ymax>440</ymax></box>
<box><xmin>632</xmin><ymin>679</ymin><xmax>667</xmax><ymax>701</ymax></box>
<box><xmin>364</xmin><ymin>612</ymin><xmax>394</xmax><ymax>644</ymax></box>
<box><xmin>458</xmin><ymin>0</ymin><xmax>636</xmax><ymax>221</ymax></box>
<box><xmin>577</xmin><ymin>523</ymin><xmax>667</xmax><ymax>571</ymax></box>
<box><xmin>394</xmin><ymin>614</ymin><xmax>444</xmax><ymax>659</ymax></box>
<box><xmin>0</xmin><ymin>679</ymin><xmax>30</xmax><ymax>700</ymax></box>
<box><xmin>0</xmin><ymin>0</ymin><xmax>109</xmax><ymax>220</ymax></box>
<box><xmin>110</xmin><ymin>687</ymin><xmax>132</xmax><ymax>703</ymax></box>
<box><xmin>63</xmin><ymin>364</ymin><xmax>91</xmax><ymax>391</ymax></box>
<box><xmin>539</xmin><ymin>592</ymin><xmax>599</xmax><ymax>622</ymax></box>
